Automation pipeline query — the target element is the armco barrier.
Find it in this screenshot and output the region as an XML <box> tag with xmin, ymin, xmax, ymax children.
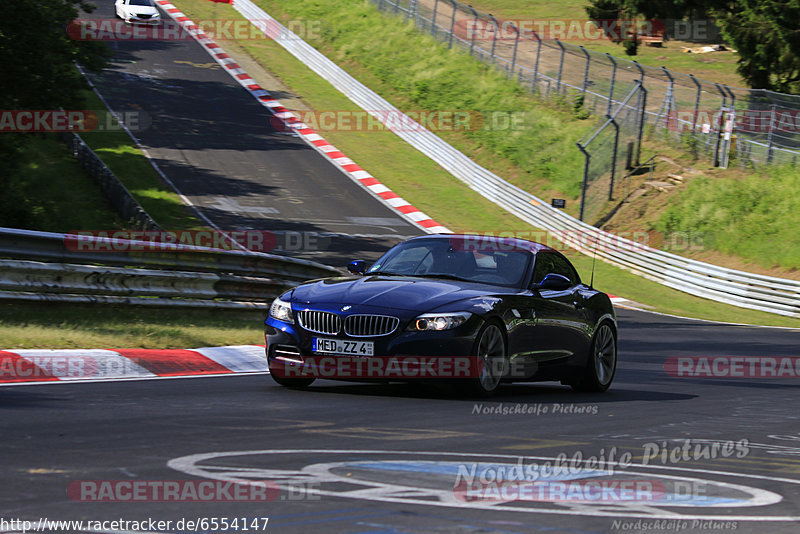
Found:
<box><xmin>230</xmin><ymin>0</ymin><xmax>800</xmax><ymax>318</ymax></box>
<box><xmin>0</xmin><ymin>228</ymin><xmax>340</xmax><ymax>309</ymax></box>
<box><xmin>62</xmin><ymin>132</ymin><xmax>160</xmax><ymax>231</ymax></box>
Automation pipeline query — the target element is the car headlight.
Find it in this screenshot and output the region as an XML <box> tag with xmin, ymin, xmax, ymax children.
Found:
<box><xmin>409</xmin><ymin>312</ymin><xmax>471</xmax><ymax>331</ymax></box>
<box><xmin>269</xmin><ymin>297</ymin><xmax>294</xmax><ymax>324</ymax></box>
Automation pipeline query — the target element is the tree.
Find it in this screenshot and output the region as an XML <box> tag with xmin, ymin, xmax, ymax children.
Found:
<box><xmin>714</xmin><ymin>1</ymin><xmax>800</xmax><ymax>92</ymax></box>
<box><xmin>0</xmin><ymin>0</ymin><xmax>109</xmax><ymax>227</ymax></box>
<box><xmin>0</xmin><ymin>0</ymin><xmax>108</xmax><ymax>110</ymax></box>
<box><xmin>585</xmin><ymin>0</ymin><xmax>800</xmax><ymax>92</ymax></box>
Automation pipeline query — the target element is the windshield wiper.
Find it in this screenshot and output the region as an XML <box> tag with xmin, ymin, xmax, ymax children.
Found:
<box><xmin>369</xmin><ymin>271</ymin><xmax>469</xmax><ymax>282</ymax></box>
<box><xmin>412</xmin><ymin>273</ymin><xmax>471</xmax><ymax>282</ymax></box>
<box><xmin>369</xmin><ymin>270</ymin><xmax>412</xmax><ymax>276</ymax></box>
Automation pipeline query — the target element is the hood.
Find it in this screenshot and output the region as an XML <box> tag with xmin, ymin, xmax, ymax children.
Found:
<box><xmin>129</xmin><ymin>6</ymin><xmax>159</xmax><ymax>15</ymax></box>
<box><xmin>289</xmin><ymin>276</ymin><xmax>514</xmax><ymax>312</ymax></box>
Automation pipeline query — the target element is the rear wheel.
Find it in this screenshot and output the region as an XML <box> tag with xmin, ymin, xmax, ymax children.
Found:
<box><xmin>459</xmin><ymin>321</ymin><xmax>507</xmax><ymax>397</ymax></box>
<box><xmin>572</xmin><ymin>322</ymin><xmax>616</xmax><ymax>392</ymax></box>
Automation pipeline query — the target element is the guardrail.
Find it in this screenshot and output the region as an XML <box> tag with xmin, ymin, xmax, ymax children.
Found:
<box><xmin>233</xmin><ymin>0</ymin><xmax>800</xmax><ymax>318</ymax></box>
<box><xmin>62</xmin><ymin>132</ymin><xmax>160</xmax><ymax>231</ymax></box>
<box><xmin>0</xmin><ymin>228</ymin><xmax>341</xmax><ymax>309</ymax></box>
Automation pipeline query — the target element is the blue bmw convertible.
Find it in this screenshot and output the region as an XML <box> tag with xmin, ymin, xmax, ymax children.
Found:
<box><xmin>264</xmin><ymin>234</ymin><xmax>617</xmax><ymax>396</ymax></box>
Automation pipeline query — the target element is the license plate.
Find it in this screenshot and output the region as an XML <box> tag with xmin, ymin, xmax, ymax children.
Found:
<box><xmin>312</xmin><ymin>338</ymin><xmax>374</xmax><ymax>356</ymax></box>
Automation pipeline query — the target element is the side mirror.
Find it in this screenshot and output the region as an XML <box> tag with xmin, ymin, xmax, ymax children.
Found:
<box><xmin>533</xmin><ymin>273</ymin><xmax>572</xmax><ymax>291</ymax></box>
<box><xmin>347</xmin><ymin>260</ymin><xmax>367</xmax><ymax>275</ymax></box>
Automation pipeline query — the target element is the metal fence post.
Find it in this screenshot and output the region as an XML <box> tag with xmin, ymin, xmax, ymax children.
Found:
<box><xmin>487</xmin><ymin>14</ymin><xmax>498</xmax><ymax>64</ymax></box>
<box><xmin>431</xmin><ymin>0</ymin><xmax>439</xmax><ymax>36</ymax></box>
<box><xmin>608</xmin><ymin>114</ymin><xmax>620</xmax><ymax>201</ymax></box>
<box><xmin>447</xmin><ymin>0</ymin><xmax>457</xmax><ymax>48</ymax></box>
<box><xmin>721</xmin><ymin>84</ymin><xmax>735</xmax><ymax>168</ymax></box>
<box><xmin>661</xmin><ymin>67</ymin><xmax>675</xmax><ymax>133</ymax></box>
<box><xmin>689</xmin><ymin>74</ymin><xmax>702</xmax><ymax>137</ymax></box>
<box><xmin>576</xmin><ymin>143</ymin><xmax>591</xmax><ymax>222</ymax></box>
<box><xmin>580</xmin><ymin>46</ymin><xmax>591</xmax><ymax>95</ymax></box>
<box><xmin>713</xmin><ymin>82</ymin><xmax>727</xmax><ymax>167</ymax></box>
<box><xmin>606</xmin><ymin>53</ymin><xmax>617</xmax><ymax>115</ymax></box>
<box><xmin>509</xmin><ymin>21</ymin><xmax>519</xmax><ymax>78</ymax></box>
<box><xmin>532</xmin><ymin>31</ymin><xmax>542</xmax><ymax>94</ymax></box>
<box><xmin>465</xmin><ymin>4</ymin><xmax>478</xmax><ymax>56</ymax></box>
<box><xmin>555</xmin><ymin>39</ymin><xmax>565</xmax><ymax>94</ymax></box>
<box><xmin>636</xmin><ymin>83</ymin><xmax>647</xmax><ymax>167</ymax></box>
<box><xmin>767</xmin><ymin>103</ymin><xmax>777</xmax><ymax>164</ymax></box>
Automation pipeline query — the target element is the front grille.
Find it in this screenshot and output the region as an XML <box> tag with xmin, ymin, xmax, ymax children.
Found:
<box><xmin>344</xmin><ymin>314</ymin><xmax>400</xmax><ymax>337</ymax></box>
<box><xmin>296</xmin><ymin>310</ymin><xmax>341</xmax><ymax>335</ymax></box>
<box><xmin>136</xmin><ymin>13</ymin><xmax>153</xmax><ymax>18</ymax></box>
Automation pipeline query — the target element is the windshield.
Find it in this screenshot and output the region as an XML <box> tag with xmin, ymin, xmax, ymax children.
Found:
<box><xmin>367</xmin><ymin>238</ymin><xmax>532</xmax><ymax>287</ymax></box>
<box><xmin>129</xmin><ymin>0</ymin><xmax>154</xmax><ymax>6</ymax></box>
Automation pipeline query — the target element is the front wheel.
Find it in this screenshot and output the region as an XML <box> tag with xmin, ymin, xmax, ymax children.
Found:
<box><xmin>572</xmin><ymin>322</ymin><xmax>616</xmax><ymax>392</ymax></box>
<box><xmin>459</xmin><ymin>321</ymin><xmax>507</xmax><ymax>397</ymax></box>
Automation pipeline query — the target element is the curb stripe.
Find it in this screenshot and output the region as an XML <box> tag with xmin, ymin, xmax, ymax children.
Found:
<box><xmin>153</xmin><ymin>0</ymin><xmax>449</xmax><ymax>235</ymax></box>
<box><xmin>0</xmin><ymin>351</ymin><xmax>58</xmax><ymax>383</ymax></box>
<box><xmin>0</xmin><ymin>345</ymin><xmax>268</xmax><ymax>385</ymax></box>
<box><xmin>114</xmin><ymin>349</ymin><xmax>233</xmax><ymax>377</ymax></box>
<box><xmin>5</xmin><ymin>349</ymin><xmax>156</xmax><ymax>383</ymax></box>
<box><xmin>193</xmin><ymin>345</ymin><xmax>269</xmax><ymax>374</ymax></box>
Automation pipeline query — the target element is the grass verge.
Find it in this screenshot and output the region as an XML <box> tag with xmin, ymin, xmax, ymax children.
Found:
<box><xmin>656</xmin><ymin>166</ymin><xmax>800</xmax><ymax>272</ymax></box>
<box><xmin>2</xmin><ymin>134</ymin><xmax>124</xmax><ymax>231</ymax></box>
<box><xmin>79</xmin><ymin>89</ymin><xmax>203</xmax><ymax>230</ymax></box>
<box><xmin>0</xmin><ymin>303</ymin><xmax>265</xmax><ymax>350</ymax></box>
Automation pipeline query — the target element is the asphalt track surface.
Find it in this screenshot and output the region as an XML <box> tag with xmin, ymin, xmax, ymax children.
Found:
<box><xmin>2</xmin><ymin>309</ymin><xmax>800</xmax><ymax>533</ymax></box>
<box><xmin>80</xmin><ymin>2</ymin><xmax>421</xmax><ymax>266</ymax></box>
<box><xmin>4</xmin><ymin>4</ymin><xmax>798</xmax><ymax>534</ymax></box>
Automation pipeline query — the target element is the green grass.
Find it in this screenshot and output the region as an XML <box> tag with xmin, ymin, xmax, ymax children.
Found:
<box><xmin>0</xmin><ymin>303</ymin><xmax>265</xmax><ymax>350</ymax></box>
<box><xmin>2</xmin><ymin>134</ymin><xmax>125</xmax><ymax>231</ymax></box>
<box><xmin>79</xmin><ymin>90</ymin><xmax>203</xmax><ymax>230</ymax></box>
<box><xmin>656</xmin><ymin>166</ymin><xmax>800</xmax><ymax>271</ymax></box>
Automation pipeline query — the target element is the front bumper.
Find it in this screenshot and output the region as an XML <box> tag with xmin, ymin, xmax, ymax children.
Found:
<box><xmin>265</xmin><ymin>315</ymin><xmax>483</xmax><ymax>381</ymax></box>
<box><xmin>126</xmin><ymin>15</ymin><xmax>161</xmax><ymax>25</ymax></box>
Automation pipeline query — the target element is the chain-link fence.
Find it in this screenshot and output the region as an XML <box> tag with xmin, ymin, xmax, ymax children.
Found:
<box><xmin>372</xmin><ymin>0</ymin><xmax>800</xmax><ymax>172</ymax></box>
<box><xmin>576</xmin><ymin>82</ymin><xmax>647</xmax><ymax>225</ymax></box>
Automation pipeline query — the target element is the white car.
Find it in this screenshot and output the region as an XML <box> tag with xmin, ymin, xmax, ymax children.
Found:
<box><xmin>115</xmin><ymin>0</ymin><xmax>161</xmax><ymax>24</ymax></box>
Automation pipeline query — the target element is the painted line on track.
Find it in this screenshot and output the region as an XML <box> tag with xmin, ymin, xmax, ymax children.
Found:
<box><xmin>154</xmin><ymin>0</ymin><xmax>449</xmax><ymax>235</ymax></box>
<box><xmin>0</xmin><ymin>345</ymin><xmax>267</xmax><ymax>386</ymax></box>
